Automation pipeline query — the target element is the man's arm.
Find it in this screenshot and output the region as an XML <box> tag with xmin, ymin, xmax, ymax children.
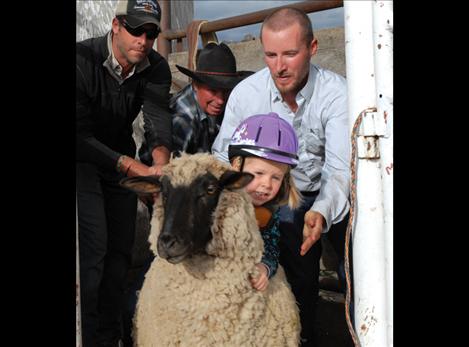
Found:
<box><xmin>150</xmin><ymin>145</ymin><xmax>170</xmax><ymax>176</ymax></box>
<box><xmin>301</xmin><ymin>89</ymin><xmax>350</xmax><ymax>254</ymax></box>
<box><xmin>311</xmin><ymin>92</ymin><xmax>350</xmax><ymax>231</ymax></box>
<box><xmin>76</xmin><ymin>63</ymin><xmax>121</xmax><ymax>171</ymax></box>
<box><xmin>141</xmin><ymin>57</ymin><xmax>173</xmax><ymax>168</ymax></box>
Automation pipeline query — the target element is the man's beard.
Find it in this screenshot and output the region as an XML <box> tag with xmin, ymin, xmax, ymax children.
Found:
<box><xmin>274</xmin><ymin>72</ymin><xmax>308</xmax><ymax>97</ymax></box>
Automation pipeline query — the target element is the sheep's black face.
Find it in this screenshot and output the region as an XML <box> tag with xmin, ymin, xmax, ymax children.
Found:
<box><xmin>157</xmin><ymin>173</ymin><xmax>221</xmax><ymax>263</ymax></box>
<box><xmin>119</xmin><ymin>165</ymin><xmax>254</xmax><ymax>265</ymax></box>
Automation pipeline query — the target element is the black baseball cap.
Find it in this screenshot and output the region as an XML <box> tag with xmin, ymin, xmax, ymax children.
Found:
<box><xmin>115</xmin><ymin>0</ymin><xmax>161</xmax><ymax>29</ymax></box>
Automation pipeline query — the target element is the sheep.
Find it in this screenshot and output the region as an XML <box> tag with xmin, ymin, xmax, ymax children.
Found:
<box><xmin>121</xmin><ymin>153</ymin><xmax>300</xmax><ymax>347</ymax></box>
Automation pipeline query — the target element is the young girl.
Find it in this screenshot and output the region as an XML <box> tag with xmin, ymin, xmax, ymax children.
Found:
<box><xmin>228</xmin><ymin>112</ymin><xmax>302</xmax><ymax>291</ymax></box>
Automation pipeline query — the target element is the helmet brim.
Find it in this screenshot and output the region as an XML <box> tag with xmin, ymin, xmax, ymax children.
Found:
<box><xmin>228</xmin><ymin>145</ymin><xmax>298</xmax><ymax>168</ymax></box>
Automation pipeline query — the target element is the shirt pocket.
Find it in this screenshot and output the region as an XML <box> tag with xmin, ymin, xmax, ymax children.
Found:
<box><xmin>304</xmin><ymin>128</ymin><xmax>325</xmax><ymax>156</ymax></box>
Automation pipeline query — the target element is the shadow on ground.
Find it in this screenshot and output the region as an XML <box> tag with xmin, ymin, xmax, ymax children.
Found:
<box><xmin>317</xmin><ymin>290</ymin><xmax>354</xmax><ymax>347</ymax></box>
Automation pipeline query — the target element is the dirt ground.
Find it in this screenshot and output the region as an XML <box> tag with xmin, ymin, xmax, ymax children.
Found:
<box><xmin>317</xmin><ymin>287</ymin><xmax>354</xmax><ymax>347</ymax></box>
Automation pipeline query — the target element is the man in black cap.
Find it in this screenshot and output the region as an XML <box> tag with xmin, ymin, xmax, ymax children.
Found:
<box><xmin>76</xmin><ymin>1</ymin><xmax>171</xmax><ymax>346</ymax></box>
<box><xmin>170</xmin><ymin>42</ymin><xmax>253</xmax><ymax>155</ymax></box>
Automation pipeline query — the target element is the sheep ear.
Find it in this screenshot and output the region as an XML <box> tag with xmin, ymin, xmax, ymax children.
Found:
<box><xmin>119</xmin><ymin>176</ymin><xmax>162</xmax><ymax>194</ymax></box>
<box><xmin>219</xmin><ymin>171</ymin><xmax>254</xmax><ymax>190</ymax></box>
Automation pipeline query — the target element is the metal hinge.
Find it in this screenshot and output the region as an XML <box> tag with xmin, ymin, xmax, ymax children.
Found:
<box><xmin>357</xmin><ymin>108</ymin><xmax>386</xmax><ymax>159</ymax></box>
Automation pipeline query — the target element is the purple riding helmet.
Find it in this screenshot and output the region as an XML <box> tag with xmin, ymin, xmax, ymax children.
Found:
<box><xmin>228</xmin><ymin>112</ymin><xmax>299</xmax><ymax>167</ymax></box>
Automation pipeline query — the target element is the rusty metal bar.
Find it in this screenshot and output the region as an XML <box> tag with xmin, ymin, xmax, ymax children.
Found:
<box><xmin>162</xmin><ymin>0</ymin><xmax>343</xmax><ymax>41</ymax></box>
<box><xmin>176</xmin><ymin>38</ymin><xmax>183</xmax><ymax>53</ymax></box>
<box><xmin>157</xmin><ymin>0</ymin><xmax>171</xmax><ymax>58</ymax></box>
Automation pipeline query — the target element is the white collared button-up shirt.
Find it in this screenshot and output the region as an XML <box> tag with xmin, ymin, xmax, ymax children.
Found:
<box><xmin>212</xmin><ymin>64</ymin><xmax>350</xmax><ymax>231</ymax></box>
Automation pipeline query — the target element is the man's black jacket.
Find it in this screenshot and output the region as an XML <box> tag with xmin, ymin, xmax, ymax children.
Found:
<box><xmin>76</xmin><ymin>33</ymin><xmax>172</xmax><ymax>171</ymax></box>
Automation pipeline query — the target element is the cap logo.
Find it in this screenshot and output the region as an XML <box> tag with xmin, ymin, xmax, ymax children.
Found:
<box><xmin>134</xmin><ymin>0</ymin><xmax>159</xmax><ymax>16</ymax></box>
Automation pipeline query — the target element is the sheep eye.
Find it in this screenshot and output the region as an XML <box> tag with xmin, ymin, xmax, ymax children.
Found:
<box><xmin>206</xmin><ymin>184</ymin><xmax>217</xmax><ymax>195</ymax></box>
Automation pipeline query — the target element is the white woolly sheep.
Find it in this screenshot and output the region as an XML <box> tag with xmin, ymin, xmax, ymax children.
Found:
<box><xmin>121</xmin><ymin>153</ymin><xmax>300</xmax><ymax>346</ymax></box>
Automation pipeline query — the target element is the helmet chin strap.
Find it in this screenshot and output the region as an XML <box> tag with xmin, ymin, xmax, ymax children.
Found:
<box><xmin>231</xmin><ymin>156</ymin><xmax>245</xmax><ymax>172</ymax></box>
<box><xmin>240</xmin><ymin>156</ymin><xmax>245</xmax><ymax>172</ymax></box>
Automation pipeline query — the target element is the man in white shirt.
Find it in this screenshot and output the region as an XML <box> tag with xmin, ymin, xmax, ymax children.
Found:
<box><xmin>212</xmin><ymin>7</ymin><xmax>350</xmax><ymax>346</ymax></box>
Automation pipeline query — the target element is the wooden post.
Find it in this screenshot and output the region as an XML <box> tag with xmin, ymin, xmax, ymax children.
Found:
<box><xmin>157</xmin><ymin>0</ymin><xmax>171</xmax><ymax>59</ymax></box>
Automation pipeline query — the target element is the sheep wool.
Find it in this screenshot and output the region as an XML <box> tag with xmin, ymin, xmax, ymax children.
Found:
<box><xmin>133</xmin><ymin>153</ymin><xmax>300</xmax><ymax>346</ymax></box>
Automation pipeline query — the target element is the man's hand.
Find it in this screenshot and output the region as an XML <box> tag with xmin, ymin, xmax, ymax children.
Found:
<box><xmin>118</xmin><ymin>155</ymin><xmax>163</xmax><ymax>178</ymax></box>
<box><xmin>300</xmin><ymin>210</ymin><xmax>325</xmax><ymax>256</ymax></box>
<box><xmin>125</xmin><ymin>159</ymin><xmax>152</xmax><ymax>177</ymax></box>
<box><xmin>148</xmin><ymin>163</ymin><xmax>165</xmax><ymax>176</ymax></box>
<box><xmin>151</xmin><ymin>146</ymin><xmax>170</xmax><ymax>171</ymax></box>
<box><xmin>118</xmin><ymin>154</ymin><xmax>167</xmax><ymax>204</ymax></box>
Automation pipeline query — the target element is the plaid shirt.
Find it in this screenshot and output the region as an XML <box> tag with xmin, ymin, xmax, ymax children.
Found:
<box><xmin>171</xmin><ymin>84</ymin><xmax>221</xmax><ymax>155</ymax></box>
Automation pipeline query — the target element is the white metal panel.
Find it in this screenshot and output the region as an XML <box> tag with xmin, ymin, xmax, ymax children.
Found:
<box><xmin>372</xmin><ymin>1</ymin><xmax>394</xmax><ymax>345</ymax></box>
<box><xmin>344</xmin><ymin>0</ymin><xmax>390</xmax><ymax>345</ymax></box>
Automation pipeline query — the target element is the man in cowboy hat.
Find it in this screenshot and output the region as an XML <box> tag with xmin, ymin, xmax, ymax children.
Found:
<box><xmin>120</xmin><ymin>42</ymin><xmax>252</xmax><ymax>346</ymax></box>
<box><xmin>171</xmin><ymin>42</ymin><xmax>253</xmax><ymax>155</ymax></box>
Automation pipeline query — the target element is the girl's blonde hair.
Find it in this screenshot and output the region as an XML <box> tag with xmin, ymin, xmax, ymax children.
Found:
<box><xmin>231</xmin><ymin>156</ymin><xmax>302</xmax><ymax>209</ymax></box>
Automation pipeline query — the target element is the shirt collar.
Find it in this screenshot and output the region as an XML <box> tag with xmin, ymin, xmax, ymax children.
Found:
<box><xmin>269</xmin><ymin>64</ymin><xmax>316</xmax><ymax>104</ymax></box>
<box><xmin>103</xmin><ymin>31</ymin><xmax>151</xmax><ymax>82</ymax></box>
<box><xmin>191</xmin><ymin>84</ymin><xmax>208</xmax><ymax>121</ymax></box>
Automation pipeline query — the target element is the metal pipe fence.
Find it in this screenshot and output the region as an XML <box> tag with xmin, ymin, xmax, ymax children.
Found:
<box><xmin>156</xmin><ymin>0</ymin><xmax>343</xmax><ymax>58</ymax></box>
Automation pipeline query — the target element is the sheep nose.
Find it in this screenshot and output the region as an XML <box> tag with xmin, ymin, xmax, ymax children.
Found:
<box><xmin>159</xmin><ymin>234</ymin><xmax>177</xmax><ymax>249</ymax></box>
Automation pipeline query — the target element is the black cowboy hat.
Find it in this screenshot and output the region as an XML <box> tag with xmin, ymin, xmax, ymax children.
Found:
<box><xmin>176</xmin><ymin>42</ymin><xmax>253</xmax><ymax>90</ymax></box>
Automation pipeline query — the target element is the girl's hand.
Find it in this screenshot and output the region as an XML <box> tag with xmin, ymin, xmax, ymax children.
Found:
<box><xmin>250</xmin><ymin>263</ymin><xmax>269</xmax><ymax>291</ymax></box>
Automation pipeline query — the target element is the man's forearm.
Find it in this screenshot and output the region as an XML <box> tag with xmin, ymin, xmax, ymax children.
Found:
<box><xmin>151</xmin><ymin>145</ymin><xmax>170</xmax><ymax>166</ymax></box>
<box><xmin>150</xmin><ymin>146</ymin><xmax>170</xmax><ymax>176</ymax></box>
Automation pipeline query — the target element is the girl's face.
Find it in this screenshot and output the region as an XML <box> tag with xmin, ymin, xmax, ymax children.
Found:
<box><xmin>241</xmin><ymin>157</ymin><xmax>288</xmax><ymax>206</ymax></box>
